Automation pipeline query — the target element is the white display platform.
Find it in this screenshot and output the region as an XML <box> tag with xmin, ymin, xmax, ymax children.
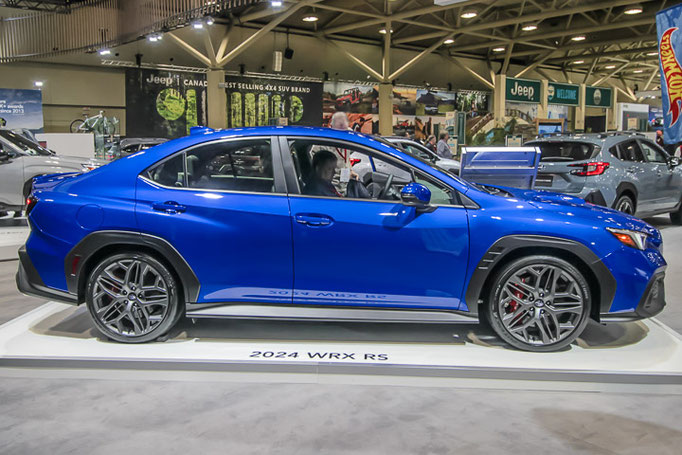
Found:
<box><xmin>1</xmin><ymin>302</ymin><xmax>681</xmax><ymax>391</ymax></box>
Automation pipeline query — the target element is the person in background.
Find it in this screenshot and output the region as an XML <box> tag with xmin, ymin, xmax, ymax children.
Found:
<box><xmin>426</xmin><ymin>135</ymin><xmax>437</xmax><ymax>153</ymax></box>
<box><xmin>330</xmin><ymin>111</ymin><xmax>350</xmax><ymax>131</ymax></box>
<box><xmin>351</xmin><ymin>117</ymin><xmax>366</xmax><ymax>132</ymax></box>
<box><xmin>436</xmin><ymin>132</ymin><xmax>452</xmax><ymax>159</ymax></box>
<box><xmin>656</xmin><ymin>130</ymin><xmax>664</xmax><ymax>148</ymax></box>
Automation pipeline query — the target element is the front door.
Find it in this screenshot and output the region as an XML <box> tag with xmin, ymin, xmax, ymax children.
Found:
<box><xmin>135</xmin><ymin>137</ymin><xmax>293</xmax><ymax>304</ymax></box>
<box><xmin>284</xmin><ymin>136</ymin><xmax>470</xmax><ymax>310</ymax></box>
<box><xmin>639</xmin><ymin>139</ymin><xmax>682</xmax><ymax>211</ymax></box>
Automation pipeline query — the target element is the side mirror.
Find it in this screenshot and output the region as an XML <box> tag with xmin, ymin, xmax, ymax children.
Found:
<box><xmin>400</xmin><ymin>182</ymin><xmax>434</xmax><ymax>212</ymax></box>
<box><xmin>669</xmin><ymin>156</ymin><xmax>681</xmax><ymax>168</ymax></box>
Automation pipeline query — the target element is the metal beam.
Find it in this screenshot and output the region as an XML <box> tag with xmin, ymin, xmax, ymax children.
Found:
<box><xmin>166</xmin><ymin>32</ymin><xmax>212</xmax><ymax>67</ymax></box>
<box><xmin>321</xmin><ymin>38</ymin><xmax>383</xmax><ymax>81</ymax></box>
<box><xmin>389</xmin><ymin>32</ymin><xmax>456</xmax><ymax>80</ymax></box>
<box><xmin>445</xmin><ymin>55</ymin><xmax>495</xmax><ymax>89</ymax></box>
<box><xmin>511</xmin><ymin>34</ymin><xmax>658</xmax><ymax>58</ymax></box>
<box><xmin>592</xmin><ymin>63</ymin><xmax>630</xmax><ymax>85</ymax></box>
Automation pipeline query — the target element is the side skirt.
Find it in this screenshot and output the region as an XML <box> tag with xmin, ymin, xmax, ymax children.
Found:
<box><xmin>185</xmin><ymin>303</ymin><xmax>478</xmax><ymax>324</ymax></box>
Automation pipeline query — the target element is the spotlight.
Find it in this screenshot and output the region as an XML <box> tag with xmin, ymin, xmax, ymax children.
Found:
<box><xmin>302</xmin><ymin>15</ymin><xmax>319</xmax><ymax>22</ymax></box>
<box><xmin>461</xmin><ymin>10</ymin><xmax>477</xmax><ymax>19</ymax></box>
<box><xmin>605</xmin><ymin>65</ymin><xmax>616</xmax><ymax>69</ymax></box>
<box><xmin>443</xmin><ymin>38</ymin><xmax>455</xmax><ymax>44</ymax></box>
<box><xmin>571</xmin><ymin>35</ymin><xmax>586</xmax><ymax>41</ymax></box>
<box><xmin>633</xmin><ymin>69</ymin><xmax>643</xmax><ymax>73</ymax></box>
<box><xmin>271</xmin><ymin>0</ymin><xmax>283</xmax><ymax>7</ymax></box>
<box><xmin>647</xmin><ymin>51</ymin><xmax>658</xmax><ymax>56</ymax></box>
<box><xmin>98</xmin><ymin>48</ymin><xmax>111</xmax><ymax>56</ymax></box>
<box><xmin>192</xmin><ymin>20</ymin><xmax>204</xmax><ymax>29</ymax></box>
<box><xmin>492</xmin><ymin>47</ymin><xmax>506</xmax><ymax>52</ymax></box>
<box><xmin>33</xmin><ymin>81</ymin><xmax>44</xmax><ymax>87</ymax></box>
<box><xmin>521</xmin><ymin>23</ymin><xmax>538</xmax><ymax>31</ymax></box>
<box><xmin>572</xmin><ymin>60</ymin><xmax>584</xmax><ymax>64</ymax></box>
<box><xmin>379</xmin><ymin>28</ymin><xmax>393</xmax><ymax>34</ymax></box>
<box><xmin>624</xmin><ymin>4</ymin><xmax>643</xmax><ymax>15</ymax></box>
<box><xmin>147</xmin><ymin>33</ymin><xmax>163</xmax><ymax>42</ymax></box>
<box><xmin>205</xmin><ymin>16</ymin><xmax>215</xmax><ymax>25</ymax></box>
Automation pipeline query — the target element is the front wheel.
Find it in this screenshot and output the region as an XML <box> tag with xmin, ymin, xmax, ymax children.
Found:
<box><xmin>85</xmin><ymin>253</ymin><xmax>182</xmax><ymax>343</ymax></box>
<box><xmin>614</xmin><ymin>194</ymin><xmax>635</xmax><ymax>215</ymax></box>
<box><xmin>485</xmin><ymin>255</ymin><xmax>591</xmax><ymax>352</ymax></box>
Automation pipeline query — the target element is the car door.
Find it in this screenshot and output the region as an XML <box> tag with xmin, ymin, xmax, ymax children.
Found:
<box><xmin>0</xmin><ymin>138</ymin><xmax>25</xmax><ymax>207</ymax></box>
<box><xmin>638</xmin><ymin>139</ymin><xmax>681</xmax><ymax>211</ymax></box>
<box><xmin>283</xmin><ymin>136</ymin><xmax>470</xmax><ymax>310</ymax></box>
<box><xmin>135</xmin><ymin>136</ymin><xmax>294</xmax><ymax>304</ymax></box>
<box><xmin>617</xmin><ymin>140</ymin><xmax>656</xmax><ymax>214</ymax></box>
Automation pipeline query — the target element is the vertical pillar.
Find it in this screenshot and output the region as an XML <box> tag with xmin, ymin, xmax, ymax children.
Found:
<box><xmin>607</xmin><ymin>88</ymin><xmax>618</xmax><ymax>131</ymax></box>
<box><xmin>538</xmin><ymin>79</ymin><xmax>549</xmax><ymax>119</ymax></box>
<box><xmin>379</xmin><ymin>83</ymin><xmax>393</xmax><ymax>136</ymax></box>
<box><xmin>207</xmin><ymin>69</ymin><xmax>227</xmax><ymax>129</ymax></box>
<box><xmin>575</xmin><ymin>83</ymin><xmax>587</xmax><ymax>132</ymax></box>
<box><xmin>493</xmin><ymin>74</ymin><xmax>506</xmax><ymax>128</ymax></box>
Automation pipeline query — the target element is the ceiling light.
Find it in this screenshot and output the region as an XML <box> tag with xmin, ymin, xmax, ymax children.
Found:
<box><xmin>205</xmin><ymin>16</ymin><xmax>215</xmax><ymax>25</ymax></box>
<box><xmin>147</xmin><ymin>33</ymin><xmax>163</xmax><ymax>42</ymax></box>
<box><xmin>98</xmin><ymin>48</ymin><xmax>111</xmax><ymax>56</ymax></box>
<box><xmin>443</xmin><ymin>38</ymin><xmax>455</xmax><ymax>44</ymax></box>
<box><xmin>633</xmin><ymin>69</ymin><xmax>643</xmax><ymax>73</ymax></box>
<box><xmin>302</xmin><ymin>15</ymin><xmax>319</xmax><ymax>22</ymax></box>
<box><xmin>605</xmin><ymin>65</ymin><xmax>616</xmax><ymax>69</ymax></box>
<box><xmin>521</xmin><ymin>23</ymin><xmax>538</xmax><ymax>32</ymax></box>
<box><xmin>571</xmin><ymin>35</ymin><xmax>586</xmax><ymax>41</ymax></box>
<box><xmin>624</xmin><ymin>4</ymin><xmax>643</xmax><ymax>15</ymax></box>
<box><xmin>492</xmin><ymin>47</ymin><xmax>506</xmax><ymax>52</ymax></box>
<box><xmin>379</xmin><ymin>28</ymin><xmax>393</xmax><ymax>34</ymax></box>
<box><xmin>461</xmin><ymin>10</ymin><xmax>478</xmax><ymax>19</ymax></box>
<box><xmin>573</xmin><ymin>60</ymin><xmax>584</xmax><ymax>64</ymax></box>
<box><xmin>271</xmin><ymin>0</ymin><xmax>283</xmax><ymax>7</ymax></box>
<box><xmin>192</xmin><ymin>20</ymin><xmax>204</xmax><ymax>29</ymax></box>
<box><xmin>33</xmin><ymin>81</ymin><xmax>44</xmax><ymax>87</ymax></box>
<box><xmin>647</xmin><ymin>51</ymin><xmax>658</xmax><ymax>56</ymax></box>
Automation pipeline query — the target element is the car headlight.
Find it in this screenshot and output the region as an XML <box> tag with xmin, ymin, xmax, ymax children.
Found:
<box><xmin>606</xmin><ymin>227</ymin><xmax>648</xmax><ymax>250</ymax></box>
<box><xmin>81</xmin><ymin>163</ymin><xmax>98</xmax><ymax>172</ymax></box>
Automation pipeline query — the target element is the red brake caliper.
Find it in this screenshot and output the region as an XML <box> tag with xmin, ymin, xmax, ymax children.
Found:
<box><xmin>507</xmin><ymin>278</ymin><xmax>526</xmax><ymax>323</ymax></box>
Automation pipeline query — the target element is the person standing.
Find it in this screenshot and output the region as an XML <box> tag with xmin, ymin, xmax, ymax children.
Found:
<box><xmin>426</xmin><ymin>135</ymin><xmax>437</xmax><ymax>153</ymax></box>
<box><xmin>436</xmin><ymin>132</ymin><xmax>452</xmax><ymax>159</ymax></box>
<box><xmin>330</xmin><ymin>111</ymin><xmax>350</xmax><ymax>130</ymax></box>
<box><xmin>656</xmin><ymin>130</ymin><xmax>664</xmax><ymax>148</ymax></box>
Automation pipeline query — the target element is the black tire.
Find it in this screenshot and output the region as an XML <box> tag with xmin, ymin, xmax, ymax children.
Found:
<box><xmin>69</xmin><ymin>118</ymin><xmax>85</xmax><ymax>133</ymax></box>
<box><xmin>485</xmin><ymin>255</ymin><xmax>592</xmax><ymax>352</ymax></box>
<box><xmin>670</xmin><ymin>204</ymin><xmax>682</xmax><ymax>225</ymax></box>
<box><xmin>613</xmin><ymin>194</ymin><xmax>635</xmax><ymax>215</ymax></box>
<box><xmin>85</xmin><ymin>252</ymin><xmax>182</xmax><ymax>343</ymax></box>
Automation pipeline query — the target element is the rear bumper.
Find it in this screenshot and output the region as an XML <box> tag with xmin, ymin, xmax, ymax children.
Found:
<box><xmin>600</xmin><ymin>271</ymin><xmax>666</xmax><ymax>322</ymax></box>
<box><xmin>16</xmin><ymin>245</ymin><xmax>78</xmax><ymax>304</ymax></box>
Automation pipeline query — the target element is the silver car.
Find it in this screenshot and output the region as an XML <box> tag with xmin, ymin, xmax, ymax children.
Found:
<box><xmin>385</xmin><ymin>137</ymin><xmax>461</xmax><ymax>174</ymax></box>
<box><xmin>526</xmin><ymin>132</ymin><xmax>682</xmax><ymax>222</ymax></box>
<box><xmin>0</xmin><ymin>129</ymin><xmax>106</xmax><ymax>212</ymax></box>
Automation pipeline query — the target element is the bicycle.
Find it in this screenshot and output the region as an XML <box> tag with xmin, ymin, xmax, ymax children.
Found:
<box><xmin>70</xmin><ymin>111</ymin><xmax>119</xmax><ymax>135</ymax></box>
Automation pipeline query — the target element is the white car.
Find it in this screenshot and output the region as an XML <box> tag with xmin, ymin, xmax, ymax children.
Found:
<box><xmin>385</xmin><ymin>137</ymin><xmax>461</xmax><ymax>174</ymax></box>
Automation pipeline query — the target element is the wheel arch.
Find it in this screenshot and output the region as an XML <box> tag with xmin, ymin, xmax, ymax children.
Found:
<box><xmin>614</xmin><ymin>182</ymin><xmax>638</xmax><ymax>210</ymax></box>
<box><xmin>65</xmin><ymin>231</ymin><xmax>200</xmax><ymax>305</ymax></box>
<box><xmin>465</xmin><ymin>235</ymin><xmax>616</xmax><ymax>321</ymax></box>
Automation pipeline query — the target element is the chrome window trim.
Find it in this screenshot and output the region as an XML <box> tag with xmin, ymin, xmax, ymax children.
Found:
<box><xmin>138</xmin><ymin>175</ymin><xmax>289</xmax><ymax>198</ymax></box>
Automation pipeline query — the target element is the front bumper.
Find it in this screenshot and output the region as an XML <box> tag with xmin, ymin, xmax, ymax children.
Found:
<box><xmin>600</xmin><ymin>271</ymin><xmax>666</xmax><ymax>322</ymax></box>
<box><xmin>16</xmin><ymin>245</ymin><xmax>78</xmax><ymax>304</ymax></box>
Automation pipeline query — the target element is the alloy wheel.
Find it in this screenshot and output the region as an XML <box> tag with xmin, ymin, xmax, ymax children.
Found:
<box><xmin>498</xmin><ymin>264</ymin><xmax>585</xmax><ymax>346</ymax></box>
<box><xmin>616</xmin><ymin>198</ymin><xmax>634</xmax><ymax>214</ymax></box>
<box><xmin>91</xmin><ymin>259</ymin><xmax>171</xmax><ymax>337</ymax></box>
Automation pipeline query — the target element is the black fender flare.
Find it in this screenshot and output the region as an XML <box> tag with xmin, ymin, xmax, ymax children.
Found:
<box><xmin>614</xmin><ymin>182</ymin><xmax>638</xmax><ymax>208</ymax></box>
<box><xmin>464</xmin><ymin>235</ymin><xmax>616</xmax><ymax>316</ymax></box>
<box><xmin>65</xmin><ymin>230</ymin><xmax>200</xmax><ymax>304</ymax></box>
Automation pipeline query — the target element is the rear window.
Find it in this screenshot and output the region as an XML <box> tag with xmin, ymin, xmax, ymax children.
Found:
<box><xmin>527</xmin><ymin>141</ymin><xmax>598</xmax><ymax>162</ymax></box>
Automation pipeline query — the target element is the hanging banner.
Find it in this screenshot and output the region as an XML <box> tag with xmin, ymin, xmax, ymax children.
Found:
<box><xmin>225</xmin><ymin>75</ymin><xmax>322</xmax><ymax>128</ymax></box>
<box><xmin>585</xmin><ymin>86</ymin><xmax>613</xmax><ymax>107</ymax></box>
<box><xmin>0</xmin><ymin>88</ymin><xmax>44</xmax><ymax>132</ymax></box>
<box><xmin>125</xmin><ymin>68</ymin><xmax>207</xmax><ymax>139</ymax></box>
<box><xmin>506</xmin><ymin>77</ymin><xmax>541</xmax><ymax>103</ymax></box>
<box><xmin>657</xmin><ymin>4</ymin><xmax>682</xmax><ymax>145</ymax></box>
<box><xmin>548</xmin><ymin>82</ymin><xmax>579</xmax><ymax>106</ymax></box>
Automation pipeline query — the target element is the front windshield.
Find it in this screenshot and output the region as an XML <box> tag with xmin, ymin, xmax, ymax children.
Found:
<box><xmin>0</xmin><ymin>130</ymin><xmax>52</xmax><ymax>156</ymax></box>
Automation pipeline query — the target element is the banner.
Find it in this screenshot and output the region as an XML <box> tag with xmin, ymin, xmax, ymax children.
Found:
<box><xmin>0</xmin><ymin>88</ymin><xmax>44</xmax><ymax>132</ymax></box>
<box><xmin>226</xmin><ymin>75</ymin><xmax>322</xmax><ymax>128</ymax></box>
<box><xmin>548</xmin><ymin>82</ymin><xmax>579</xmax><ymax>106</ymax></box>
<box><xmin>125</xmin><ymin>68</ymin><xmax>207</xmax><ymax>138</ymax></box>
<box><xmin>585</xmin><ymin>86</ymin><xmax>613</xmax><ymax>108</ymax></box>
<box><xmin>506</xmin><ymin>77</ymin><xmax>541</xmax><ymax>103</ymax></box>
<box><xmin>657</xmin><ymin>5</ymin><xmax>682</xmax><ymax>145</ymax></box>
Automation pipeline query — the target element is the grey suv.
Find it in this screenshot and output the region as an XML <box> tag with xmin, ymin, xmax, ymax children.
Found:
<box><xmin>0</xmin><ymin>129</ymin><xmax>106</xmax><ymax>212</ymax></box>
<box><xmin>526</xmin><ymin>132</ymin><xmax>682</xmax><ymax>222</ymax></box>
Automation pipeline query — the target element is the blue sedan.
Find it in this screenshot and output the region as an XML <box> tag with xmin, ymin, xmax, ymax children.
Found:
<box><xmin>16</xmin><ymin>126</ymin><xmax>667</xmax><ymax>351</ymax></box>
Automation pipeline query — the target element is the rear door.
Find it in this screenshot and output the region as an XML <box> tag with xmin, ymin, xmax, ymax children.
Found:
<box><xmin>135</xmin><ymin>136</ymin><xmax>293</xmax><ymax>304</ymax></box>
<box><xmin>527</xmin><ymin>141</ymin><xmax>593</xmax><ymax>193</ymax></box>
<box><xmin>617</xmin><ymin>140</ymin><xmax>655</xmax><ymax>214</ymax></box>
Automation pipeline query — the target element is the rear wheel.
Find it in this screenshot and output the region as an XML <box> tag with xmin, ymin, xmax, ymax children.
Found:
<box><xmin>69</xmin><ymin>118</ymin><xmax>85</xmax><ymax>133</ymax></box>
<box><xmin>85</xmin><ymin>253</ymin><xmax>182</xmax><ymax>343</ymax></box>
<box><xmin>485</xmin><ymin>255</ymin><xmax>591</xmax><ymax>352</ymax></box>
<box><xmin>614</xmin><ymin>194</ymin><xmax>635</xmax><ymax>215</ymax></box>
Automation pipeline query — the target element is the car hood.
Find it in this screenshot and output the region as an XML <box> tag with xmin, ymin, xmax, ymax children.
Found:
<box><xmin>488</xmin><ymin>185</ymin><xmax>660</xmax><ymax>239</ymax></box>
<box><xmin>55</xmin><ymin>154</ymin><xmax>108</xmax><ymax>166</ymax></box>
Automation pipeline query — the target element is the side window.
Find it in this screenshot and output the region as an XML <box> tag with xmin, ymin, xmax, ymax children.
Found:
<box><xmin>414</xmin><ymin>171</ymin><xmax>456</xmax><ymax>206</ymax></box>
<box><xmin>146</xmin><ymin>153</ymin><xmax>186</xmax><ymax>188</ymax></box>
<box><xmin>618</xmin><ymin>141</ymin><xmax>645</xmax><ymax>162</ymax></box>
<box><xmin>404</xmin><ymin>144</ymin><xmax>432</xmax><ymax>161</ymax></box>
<box><xmin>609</xmin><ymin>146</ymin><xmax>621</xmax><ymax>160</ymax></box>
<box><xmin>639</xmin><ymin>141</ymin><xmax>668</xmax><ymax>163</ymax></box>
<box><xmin>186</xmin><ymin>139</ymin><xmax>275</xmax><ymax>193</ymax></box>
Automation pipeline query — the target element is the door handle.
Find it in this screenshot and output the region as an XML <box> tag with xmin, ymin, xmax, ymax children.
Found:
<box><xmin>295</xmin><ymin>213</ymin><xmax>333</xmax><ymax>227</ymax></box>
<box><xmin>626</xmin><ymin>166</ymin><xmax>638</xmax><ymax>173</ymax></box>
<box><xmin>152</xmin><ymin>201</ymin><xmax>186</xmax><ymax>214</ymax></box>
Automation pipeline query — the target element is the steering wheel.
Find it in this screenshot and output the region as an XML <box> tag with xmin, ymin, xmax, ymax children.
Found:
<box><xmin>379</xmin><ymin>173</ymin><xmax>394</xmax><ymax>200</ymax></box>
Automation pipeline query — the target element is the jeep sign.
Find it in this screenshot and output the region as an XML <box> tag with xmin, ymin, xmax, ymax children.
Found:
<box><xmin>506</xmin><ymin>77</ymin><xmax>541</xmax><ymax>103</ymax></box>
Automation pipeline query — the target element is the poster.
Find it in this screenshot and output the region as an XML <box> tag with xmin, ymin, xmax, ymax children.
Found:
<box><xmin>416</xmin><ymin>89</ymin><xmax>455</xmax><ymax>116</ymax></box>
<box><xmin>226</xmin><ymin>75</ymin><xmax>322</xmax><ymax>128</ymax></box>
<box><xmin>322</xmin><ymin>82</ymin><xmax>378</xmax><ymax>114</ymax></box>
<box><xmin>125</xmin><ymin>68</ymin><xmax>207</xmax><ymax>138</ymax></box>
<box><xmin>657</xmin><ymin>4</ymin><xmax>682</xmax><ymax>144</ymax></box>
<box><xmin>0</xmin><ymin>88</ymin><xmax>44</xmax><ymax>132</ymax></box>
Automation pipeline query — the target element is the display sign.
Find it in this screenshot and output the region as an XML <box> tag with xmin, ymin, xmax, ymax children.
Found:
<box><xmin>225</xmin><ymin>75</ymin><xmax>322</xmax><ymax>128</ymax></box>
<box><xmin>506</xmin><ymin>77</ymin><xmax>541</xmax><ymax>103</ymax></box>
<box><xmin>585</xmin><ymin>86</ymin><xmax>613</xmax><ymax>107</ymax></box>
<box><xmin>125</xmin><ymin>68</ymin><xmax>207</xmax><ymax>138</ymax></box>
<box><xmin>548</xmin><ymin>82</ymin><xmax>579</xmax><ymax>106</ymax></box>
<box><xmin>0</xmin><ymin>88</ymin><xmax>44</xmax><ymax>132</ymax></box>
<box><xmin>657</xmin><ymin>4</ymin><xmax>682</xmax><ymax>145</ymax></box>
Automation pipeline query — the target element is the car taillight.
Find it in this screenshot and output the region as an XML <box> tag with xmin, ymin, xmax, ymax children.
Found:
<box><xmin>568</xmin><ymin>162</ymin><xmax>609</xmax><ymax>176</ymax></box>
<box><xmin>26</xmin><ymin>195</ymin><xmax>38</xmax><ymax>215</ymax></box>
<box><xmin>350</xmin><ymin>158</ymin><xmax>361</xmax><ymax>166</ymax></box>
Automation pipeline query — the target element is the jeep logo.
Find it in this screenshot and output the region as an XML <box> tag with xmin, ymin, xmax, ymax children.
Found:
<box><xmin>510</xmin><ymin>81</ymin><xmax>535</xmax><ymax>100</ymax></box>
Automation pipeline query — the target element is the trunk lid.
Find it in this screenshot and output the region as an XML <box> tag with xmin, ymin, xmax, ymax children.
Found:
<box><xmin>527</xmin><ymin>140</ymin><xmax>600</xmax><ymax>193</ymax></box>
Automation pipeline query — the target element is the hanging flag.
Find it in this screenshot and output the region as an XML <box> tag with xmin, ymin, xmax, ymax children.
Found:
<box><xmin>657</xmin><ymin>5</ymin><xmax>682</xmax><ymax>145</ymax></box>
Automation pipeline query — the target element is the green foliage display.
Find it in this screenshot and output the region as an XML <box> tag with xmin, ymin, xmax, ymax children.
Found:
<box><xmin>156</xmin><ymin>88</ymin><xmax>186</xmax><ymax>121</ymax></box>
